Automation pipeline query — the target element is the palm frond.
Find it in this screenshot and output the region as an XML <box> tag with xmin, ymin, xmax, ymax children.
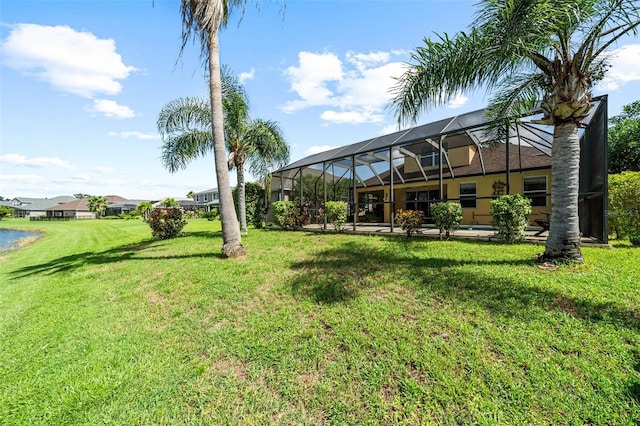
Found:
<box><xmin>161</xmin><ymin>130</ymin><xmax>213</xmax><ymax>173</ymax></box>
<box><xmin>157</xmin><ymin>97</ymin><xmax>211</xmax><ymax>137</ymax></box>
<box><xmin>246</xmin><ymin>119</ymin><xmax>289</xmax><ymax>178</ymax></box>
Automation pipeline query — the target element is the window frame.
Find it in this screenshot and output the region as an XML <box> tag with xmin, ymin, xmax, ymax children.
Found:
<box><xmin>459</xmin><ymin>181</ymin><xmax>477</xmax><ymax>208</ymax></box>
<box><xmin>523</xmin><ymin>175</ymin><xmax>548</xmax><ymax>207</ymax></box>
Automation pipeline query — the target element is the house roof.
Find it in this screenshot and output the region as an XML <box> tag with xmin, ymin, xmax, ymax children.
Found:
<box><xmin>46</xmin><ymin>195</ymin><xmax>129</xmax><ymax>211</ymax></box>
<box><xmin>274</xmin><ymin>96</ymin><xmax>606</xmax><ymax>181</ymax></box>
<box><xmin>11</xmin><ymin>196</ymin><xmax>76</xmax><ymax>211</ymax></box>
<box><xmin>359</xmin><ymin>143</ymin><xmax>551</xmax><ymax>187</ymax></box>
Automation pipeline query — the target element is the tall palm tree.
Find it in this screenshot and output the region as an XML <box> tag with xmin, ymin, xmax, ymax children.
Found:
<box><xmin>178</xmin><ymin>0</ymin><xmax>247</xmax><ymax>258</ymax></box>
<box><xmin>157</xmin><ymin>71</ymin><xmax>288</xmax><ymax>234</ymax></box>
<box><xmin>391</xmin><ymin>0</ymin><xmax>639</xmax><ymax>264</ymax></box>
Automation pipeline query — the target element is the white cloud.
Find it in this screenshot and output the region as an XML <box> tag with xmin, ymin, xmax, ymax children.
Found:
<box><xmin>381</xmin><ymin>123</ymin><xmax>402</xmax><ymax>135</ymax></box>
<box><xmin>70</xmin><ymin>174</ymin><xmax>91</xmax><ymax>182</ymax></box>
<box><xmin>281</xmin><ymin>50</ymin><xmax>407</xmax><ymax>125</ymax></box>
<box><xmin>320</xmin><ymin>109</ymin><xmax>385</xmax><ymax>124</ymax></box>
<box><xmin>1</xmin><ymin>23</ymin><xmax>137</xmax><ymax>98</ymax></box>
<box><xmin>94</xmin><ymin>166</ymin><xmax>117</xmax><ymax>174</ymax></box>
<box><xmin>447</xmin><ymin>93</ymin><xmax>469</xmax><ymax>109</ymax></box>
<box><xmin>88</xmin><ymin>99</ymin><xmax>136</xmax><ymax>119</ymax></box>
<box><xmin>597</xmin><ymin>44</ymin><xmax>640</xmax><ymax>91</ymax></box>
<box><xmin>282</xmin><ymin>51</ymin><xmax>344</xmax><ymax>112</ymax></box>
<box><xmin>305</xmin><ymin>145</ymin><xmax>340</xmax><ymax>155</ymax></box>
<box><xmin>239</xmin><ymin>68</ymin><xmax>255</xmax><ymax>84</ymax></box>
<box><xmin>108</xmin><ymin>131</ymin><xmax>159</xmax><ymax>140</ymax></box>
<box><xmin>0</xmin><ymin>153</ymin><xmax>74</xmax><ymax>169</ymax></box>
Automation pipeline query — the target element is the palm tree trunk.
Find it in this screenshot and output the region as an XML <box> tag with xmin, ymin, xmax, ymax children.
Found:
<box><xmin>208</xmin><ymin>30</ymin><xmax>245</xmax><ymax>257</ymax></box>
<box><xmin>542</xmin><ymin>121</ymin><xmax>583</xmax><ymax>263</ymax></box>
<box><xmin>237</xmin><ymin>161</ymin><xmax>248</xmax><ymax>233</ymax></box>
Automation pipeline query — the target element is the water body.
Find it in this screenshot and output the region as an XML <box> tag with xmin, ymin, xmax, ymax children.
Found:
<box><xmin>0</xmin><ymin>229</ymin><xmax>43</xmax><ymax>251</ymax></box>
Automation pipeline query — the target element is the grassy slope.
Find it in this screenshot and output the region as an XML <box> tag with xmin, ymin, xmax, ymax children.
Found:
<box><xmin>0</xmin><ymin>218</ymin><xmax>639</xmax><ymax>425</ymax></box>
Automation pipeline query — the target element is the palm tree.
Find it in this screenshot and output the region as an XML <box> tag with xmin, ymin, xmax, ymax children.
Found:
<box><xmin>391</xmin><ymin>0</ymin><xmax>639</xmax><ymax>264</ymax></box>
<box><xmin>221</xmin><ymin>68</ymin><xmax>289</xmax><ymax>233</ymax></box>
<box><xmin>162</xmin><ymin>198</ymin><xmax>180</xmax><ymax>208</ymax></box>
<box><xmin>158</xmin><ymin>70</ymin><xmax>288</xmax><ymax>234</ymax></box>
<box><xmin>178</xmin><ymin>0</ymin><xmax>247</xmax><ymax>258</ymax></box>
<box><xmin>87</xmin><ymin>195</ymin><xmax>108</xmax><ymax>218</ymax></box>
<box><xmin>136</xmin><ymin>201</ymin><xmax>154</xmax><ymax>220</ymax></box>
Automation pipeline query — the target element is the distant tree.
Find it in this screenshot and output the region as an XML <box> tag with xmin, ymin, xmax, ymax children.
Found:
<box><xmin>232</xmin><ymin>182</ymin><xmax>265</xmax><ymax>228</ymax></box>
<box><xmin>87</xmin><ymin>196</ymin><xmax>108</xmax><ymax>218</ymax></box>
<box><xmin>74</xmin><ymin>193</ymin><xmax>90</xmax><ymax>199</ymax></box>
<box><xmin>0</xmin><ymin>196</ymin><xmax>8</xmax><ymax>201</ymax></box>
<box><xmin>609</xmin><ymin>100</ymin><xmax>640</xmax><ymax>174</ymax></box>
<box><xmin>291</xmin><ymin>174</ymin><xmax>353</xmax><ymax>206</ymax></box>
<box><xmin>136</xmin><ymin>201</ymin><xmax>154</xmax><ymax>220</ymax></box>
<box><xmin>186</xmin><ymin>190</ymin><xmax>195</xmax><ymax>199</ymax></box>
<box><xmin>161</xmin><ymin>198</ymin><xmax>180</xmax><ymax>208</ymax></box>
<box><xmin>0</xmin><ymin>206</ymin><xmax>14</xmax><ymax>220</ymax></box>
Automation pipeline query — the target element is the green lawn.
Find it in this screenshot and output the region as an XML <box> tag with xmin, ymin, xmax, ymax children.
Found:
<box><xmin>1</xmin><ymin>218</ymin><xmax>639</xmax><ymax>425</ymax></box>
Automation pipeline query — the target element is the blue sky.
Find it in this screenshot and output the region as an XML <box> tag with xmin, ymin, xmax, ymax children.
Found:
<box><xmin>2</xmin><ymin>0</ymin><xmax>639</xmax><ymax>200</ymax></box>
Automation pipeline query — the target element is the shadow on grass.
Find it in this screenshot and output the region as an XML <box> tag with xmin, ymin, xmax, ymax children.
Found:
<box><xmin>10</xmin><ymin>235</ymin><xmax>223</xmax><ymax>278</ymax></box>
<box><xmin>288</xmin><ymin>239</ymin><xmax>639</xmax><ymax>331</ymax></box>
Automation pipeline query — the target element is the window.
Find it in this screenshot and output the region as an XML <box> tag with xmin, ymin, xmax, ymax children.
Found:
<box><xmin>459</xmin><ymin>182</ymin><xmax>477</xmax><ymax>208</ymax></box>
<box><xmin>204</xmin><ymin>194</ymin><xmax>208</xmax><ymax>202</ymax></box>
<box><xmin>195</xmin><ymin>195</ymin><xmax>200</xmax><ymax>202</ymax></box>
<box><xmin>420</xmin><ymin>146</ymin><xmax>440</xmax><ymax>167</ymax></box>
<box><xmin>523</xmin><ymin>176</ymin><xmax>547</xmax><ymax>207</ymax></box>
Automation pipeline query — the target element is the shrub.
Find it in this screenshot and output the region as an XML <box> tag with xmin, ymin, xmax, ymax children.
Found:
<box><xmin>233</xmin><ymin>183</ymin><xmax>266</xmax><ymax>228</ymax></box>
<box><xmin>201</xmin><ymin>208</ymin><xmax>219</xmax><ymax>221</ymax></box>
<box><xmin>272</xmin><ymin>201</ymin><xmax>309</xmax><ymax>230</ymax></box>
<box><xmin>491</xmin><ymin>194</ymin><xmax>532</xmax><ymax>243</ymax></box>
<box><xmin>146</xmin><ymin>208</ymin><xmax>186</xmax><ymax>239</ymax></box>
<box><xmin>0</xmin><ymin>206</ymin><xmax>14</xmax><ymax>220</ymax></box>
<box><xmin>325</xmin><ymin>201</ymin><xmax>348</xmax><ymax>232</ymax></box>
<box><xmin>608</xmin><ymin>171</ymin><xmax>640</xmax><ymax>241</ymax></box>
<box><xmin>395</xmin><ymin>209</ymin><xmax>424</xmax><ymax>238</ymax></box>
<box><xmin>431</xmin><ymin>201</ymin><xmax>463</xmax><ymax>240</ymax></box>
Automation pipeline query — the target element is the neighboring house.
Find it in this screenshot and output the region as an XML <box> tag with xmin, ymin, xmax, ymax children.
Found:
<box><xmin>152</xmin><ymin>198</ymin><xmax>201</xmax><ymax>212</ymax></box>
<box><xmin>105</xmin><ymin>200</ymin><xmax>152</xmax><ymax>216</ymax></box>
<box><xmin>192</xmin><ymin>188</ymin><xmax>220</xmax><ymax>212</ymax></box>
<box><xmin>46</xmin><ymin>195</ymin><xmax>129</xmax><ymax>219</ymax></box>
<box><xmin>8</xmin><ymin>196</ymin><xmax>76</xmax><ymax>218</ymax></box>
<box><xmin>272</xmin><ymin>97</ymin><xmax>609</xmax><ymax>242</ymax></box>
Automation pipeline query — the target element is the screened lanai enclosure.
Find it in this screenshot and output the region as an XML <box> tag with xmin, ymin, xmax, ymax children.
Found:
<box><xmin>272</xmin><ymin>96</ymin><xmax>609</xmax><ymax>243</ymax></box>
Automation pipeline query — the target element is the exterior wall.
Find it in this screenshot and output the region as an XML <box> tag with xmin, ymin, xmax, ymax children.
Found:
<box><xmin>357</xmin><ymin>168</ymin><xmax>552</xmax><ymax>226</ymax></box>
<box><xmin>404</xmin><ymin>146</ymin><xmax>476</xmax><ymax>174</ymax></box>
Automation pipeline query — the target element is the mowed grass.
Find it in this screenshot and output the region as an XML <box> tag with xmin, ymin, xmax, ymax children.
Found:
<box><xmin>1</xmin><ymin>218</ymin><xmax>639</xmax><ymax>425</ymax></box>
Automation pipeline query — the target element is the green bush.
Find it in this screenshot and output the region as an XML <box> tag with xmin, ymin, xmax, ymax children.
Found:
<box><xmin>233</xmin><ymin>183</ymin><xmax>266</xmax><ymax>228</ymax></box>
<box><xmin>608</xmin><ymin>171</ymin><xmax>640</xmax><ymax>242</ymax></box>
<box><xmin>431</xmin><ymin>202</ymin><xmax>463</xmax><ymax>240</ymax></box>
<box><xmin>272</xmin><ymin>201</ymin><xmax>309</xmax><ymax>230</ymax></box>
<box><xmin>0</xmin><ymin>206</ymin><xmax>14</xmax><ymax>220</ymax></box>
<box><xmin>395</xmin><ymin>209</ymin><xmax>424</xmax><ymax>238</ymax></box>
<box><xmin>325</xmin><ymin>201</ymin><xmax>348</xmax><ymax>232</ymax></box>
<box><xmin>146</xmin><ymin>208</ymin><xmax>186</xmax><ymax>239</ymax></box>
<box><xmin>491</xmin><ymin>194</ymin><xmax>532</xmax><ymax>243</ymax></box>
<box><xmin>201</xmin><ymin>208</ymin><xmax>219</xmax><ymax>221</ymax></box>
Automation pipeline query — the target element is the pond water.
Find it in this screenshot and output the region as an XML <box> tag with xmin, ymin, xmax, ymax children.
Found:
<box><xmin>0</xmin><ymin>229</ymin><xmax>43</xmax><ymax>251</ymax></box>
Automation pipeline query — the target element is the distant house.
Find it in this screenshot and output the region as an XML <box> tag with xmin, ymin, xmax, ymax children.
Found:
<box><xmin>152</xmin><ymin>197</ymin><xmax>201</xmax><ymax>211</ymax></box>
<box><xmin>8</xmin><ymin>196</ymin><xmax>76</xmax><ymax>218</ymax></box>
<box><xmin>46</xmin><ymin>195</ymin><xmax>129</xmax><ymax>219</ymax></box>
<box><xmin>105</xmin><ymin>200</ymin><xmax>151</xmax><ymax>216</ymax></box>
<box><xmin>192</xmin><ymin>188</ymin><xmax>220</xmax><ymax>212</ymax></box>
